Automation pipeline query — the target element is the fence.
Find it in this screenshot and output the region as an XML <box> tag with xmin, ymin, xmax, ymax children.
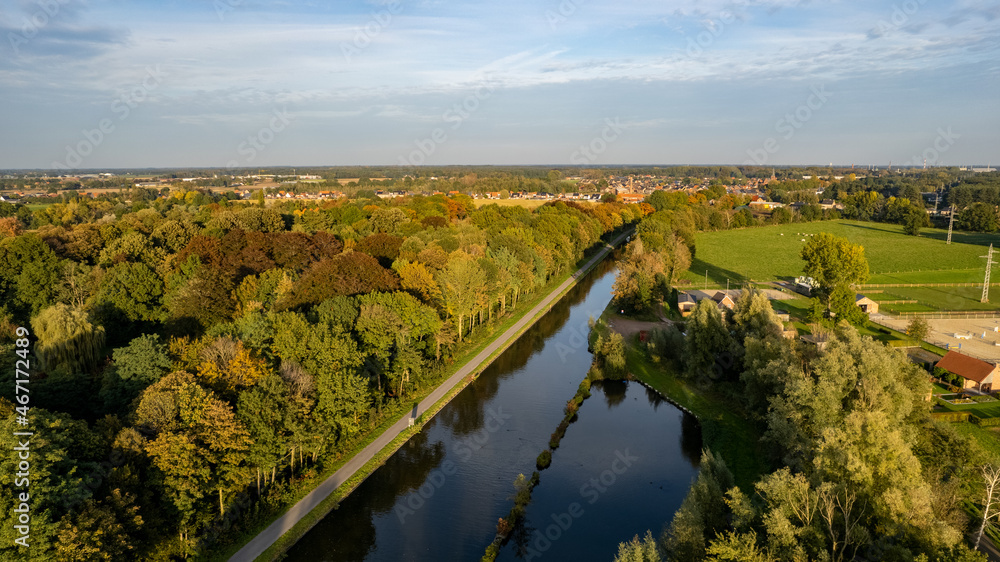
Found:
<box><xmin>894</xmin><ymin>311</ymin><xmax>1000</xmax><ymax>319</ymax></box>
<box><xmin>867</xmin><ymin>315</ymin><xmax>997</xmax><ymax>363</ymax></box>
<box><xmin>857</xmin><ymin>283</ymin><xmax>1000</xmax><ymax>289</ymax></box>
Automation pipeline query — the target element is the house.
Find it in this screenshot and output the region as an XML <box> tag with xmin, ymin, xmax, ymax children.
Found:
<box><xmin>749</xmin><ymin>200</ymin><xmax>784</xmax><ymax>211</ymax></box>
<box><xmin>678</xmin><ymin>292</ymin><xmax>697</xmax><ymax>316</ymax></box>
<box><xmin>619</xmin><ymin>193</ymin><xmax>645</xmax><ymax>204</ymax></box>
<box><xmin>712</xmin><ymin>291</ymin><xmax>735</xmax><ymax>311</ymax></box>
<box><xmin>935</xmin><ymin>351</ymin><xmax>999</xmax><ymax>392</ymax></box>
<box><xmin>855</xmin><ymin>294</ymin><xmax>879</xmax><ymax>315</ymax></box>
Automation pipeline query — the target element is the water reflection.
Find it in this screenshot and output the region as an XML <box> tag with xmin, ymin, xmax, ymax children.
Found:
<box><xmin>596</xmin><ymin>379</ymin><xmax>628</xmax><ymax>409</ymax></box>
<box><xmin>680</xmin><ymin>413</ymin><xmax>703</xmax><ymax>468</ymax></box>
<box><xmin>498</xmin><ymin>383</ymin><xmax>702</xmax><ymax>562</ymax></box>
<box><xmin>287</xmin><ymin>251</ymin><xmax>694</xmax><ymax>562</ymax></box>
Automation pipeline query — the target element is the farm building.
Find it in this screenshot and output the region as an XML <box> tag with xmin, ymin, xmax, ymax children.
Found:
<box><xmin>935</xmin><ymin>351</ymin><xmax>998</xmax><ymax>392</ymax></box>
<box><xmin>678</xmin><ymin>292</ymin><xmax>697</xmax><ymax>316</ymax></box>
<box><xmin>712</xmin><ymin>291</ymin><xmax>735</xmax><ymax>311</ymax></box>
<box><xmin>800</xmin><ymin>333</ymin><xmax>831</xmax><ymax>351</ymax></box>
<box><xmin>855</xmin><ymin>294</ymin><xmax>879</xmax><ymax>314</ymax></box>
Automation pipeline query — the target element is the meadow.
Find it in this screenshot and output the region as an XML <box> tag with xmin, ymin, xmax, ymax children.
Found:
<box><xmin>681</xmin><ymin>220</ymin><xmax>1000</xmax><ymax>287</ymax></box>
<box><xmin>473</xmin><ymin>198</ymin><xmax>547</xmax><ymax>209</ymax></box>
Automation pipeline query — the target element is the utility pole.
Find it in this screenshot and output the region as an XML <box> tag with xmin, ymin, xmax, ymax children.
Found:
<box><xmin>982</xmin><ymin>244</ymin><xmax>995</xmax><ymax>303</ymax></box>
<box><xmin>947</xmin><ymin>205</ymin><xmax>955</xmax><ymax>244</ymax></box>
<box><xmin>705</xmin><ymin>270</ymin><xmax>708</xmax><ymax>291</ymax></box>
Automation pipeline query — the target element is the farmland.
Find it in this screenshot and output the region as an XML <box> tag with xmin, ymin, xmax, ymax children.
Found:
<box><xmin>473</xmin><ymin>198</ymin><xmax>547</xmax><ymax>209</ymax></box>
<box><xmin>681</xmin><ymin>220</ymin><xmax>1000</xmax><ymax>288</ymax></box>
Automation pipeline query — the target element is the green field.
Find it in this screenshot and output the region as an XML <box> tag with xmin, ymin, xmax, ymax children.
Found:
<box><xmin>682</xmin><ymin>220</ymin><xmax>1000</xmax><ymax>286</ymax></box>
<box><xmin>953</xmin><ymin>422</ymin><xmax>1000</xmax><ymax>460</ymax></box>
<box><xmin>872</xmin><ymin>286</ymin><xmax>1000</xmax><ymax>313</ymax></box>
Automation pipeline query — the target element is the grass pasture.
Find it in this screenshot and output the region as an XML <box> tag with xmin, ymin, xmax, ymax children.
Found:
<box><xmin>871</xmin><ymin>285</ymin><xmax>1000</xmax><ymax>314</ymax></box>
<box><xmin>473</xmin><ymin>198</ymin><xmax>547</xmax><ymax>209</ymax></box>
<box><xmin>682</xmin><ymin>220</ymin><xmax>1000</xmax><ymax>287</ymax></box>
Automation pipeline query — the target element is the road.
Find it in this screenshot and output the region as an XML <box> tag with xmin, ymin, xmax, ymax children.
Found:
<box><xmin>229</xmin><ymin>229</ymin><xmax>631</xmax><ymax>562</ymax></box>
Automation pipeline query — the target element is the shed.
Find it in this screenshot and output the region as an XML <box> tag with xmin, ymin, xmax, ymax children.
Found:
<box><xmin>678</xmin><ymin>292</ymin><xmax>697</xmax><ymax>317</ymax></box>
<box><xmin>855</xmin><ymin>294</ymin><xmax>879</xmax><ymax>314</ymax></box>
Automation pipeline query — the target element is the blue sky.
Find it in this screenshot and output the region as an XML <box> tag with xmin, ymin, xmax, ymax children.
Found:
<box><xmin>0</xmin><ymin>0</ymin><xmax>997</xmax><ymax>169</ymax></box>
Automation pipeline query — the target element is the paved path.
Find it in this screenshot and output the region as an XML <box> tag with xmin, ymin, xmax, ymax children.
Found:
<box><xmin>229</xmin><ymin>230</ymin><xmax>631</xmax><ymax>562</ymax></box>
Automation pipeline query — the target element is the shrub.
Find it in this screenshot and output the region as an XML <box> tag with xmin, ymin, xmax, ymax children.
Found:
<box><xmin>536</xmin><ymin>450</ymin><xmax>552</xmax><ymax>470</ymax></box>
<box><xmin>564</xmin><ymin>399</ymin><xmax>579</xmax><ymax>417</ymax></box>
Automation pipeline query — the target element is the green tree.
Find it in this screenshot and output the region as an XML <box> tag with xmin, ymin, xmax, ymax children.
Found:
<box><xmin>615</xmin><ymin>530</ymin><xmax>663</xmax><ymax>562</ymax></box>
<box><xmin>100</xmin><ymin>333</ymin><xmax>172</xmax><ymax>414</ymax></box>
<box><xmin>138</xmin><ymin>372</ymin><xmax>251</xmax><ymax>526</ymax></box>
<box><xmin>828</xmin><ymin>284</ymin><xmax>867</xmax><ymax>326</ymax></box>
<box><xmin>31</xmin><ymin>303</ymin><xmax>105</xmax><ymax>375</ymax></box>
<box><xmin>663</xmin><ymin>450</ymin><xmax>735</xmax><ymax>561</ymax></box>
<box><xmin>0</xmin><ymin>233</ymin><xmax>63</xmax><ymax>318</ymax></box>
<box><xmin>685</xmin><ymin>299</ymin><xmax>736</xmax><ymax>381</ymax></box>
<box><xmin>436</xmin><ymin>252</ymin><xmax>486</xmax><ymax>342</ymax></box>
<box><xmin>902</xmin><ymin>207</ymin><xmax>928</xmax><ymax>236</ymax></box>
<box><xmin>97</xmin><ymin>262</ymin><xmax>165</xmax><ymax>322</ymax></box>
<box><xmin>906</xmin><ymin>317</ymin><xmax>929</xmax><ymax>344</ymax></box>
<box><xmin>800</xmin><ymin>233</ymin><xmax>869</xmax><ymax>298</ymax></box>
<box><xmin>959</xmin><ymin>202</ymin><xmax>998</xmax><ymax>233</ymax></box>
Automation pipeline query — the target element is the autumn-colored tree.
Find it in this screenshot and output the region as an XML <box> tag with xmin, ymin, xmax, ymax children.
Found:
<box><xmin>282</xmin><ymin>251</ymin><xmax>398</xmax><ymax>309</ymax></box>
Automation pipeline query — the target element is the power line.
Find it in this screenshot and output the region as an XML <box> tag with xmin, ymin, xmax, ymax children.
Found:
<box><xmin>982</xmin><ymin>244</ymin><xmax>995</xmax><ymax>303</ymax></box>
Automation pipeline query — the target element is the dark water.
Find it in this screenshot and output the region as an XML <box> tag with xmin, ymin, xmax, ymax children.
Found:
<box><xmin>497</xmin><ymin>380</ymin><xmax>701</xmax><ymax>562</ymax></box>
<box><xmin>287</xmin><ymin>256</ymin><xmax>700</xmax><ymax>561</ymax></box>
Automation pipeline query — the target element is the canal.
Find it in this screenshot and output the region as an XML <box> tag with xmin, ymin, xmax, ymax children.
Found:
<box><xmin>286</xmin><ymin>255</ymin><xmax>700</xmax><ymax>561</ymax></box>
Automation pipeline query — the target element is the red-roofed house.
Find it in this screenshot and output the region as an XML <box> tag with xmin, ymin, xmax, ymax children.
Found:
<box><xmin>935</xmin><ymin>351</ymin><xmax>999</xmax><ymax>392</ymax></box>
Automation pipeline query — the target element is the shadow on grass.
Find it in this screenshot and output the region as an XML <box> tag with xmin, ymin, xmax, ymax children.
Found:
<box><xmin>687</xmin><ymin>256</ymin><xmax>748</xmax><ymax>287</ymax></box>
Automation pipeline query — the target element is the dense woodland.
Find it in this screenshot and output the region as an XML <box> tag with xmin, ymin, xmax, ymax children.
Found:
<box><xmin>0</xmin><ymin>189</ymin><xmax>645</xmax><ymax>559</ymax></box>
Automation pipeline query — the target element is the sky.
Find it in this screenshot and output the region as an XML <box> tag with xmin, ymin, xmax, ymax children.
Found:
<box><xmin>0</xmin><ymin>0</ymin><xmax>998</xmax><ymax>169</ymax></box>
